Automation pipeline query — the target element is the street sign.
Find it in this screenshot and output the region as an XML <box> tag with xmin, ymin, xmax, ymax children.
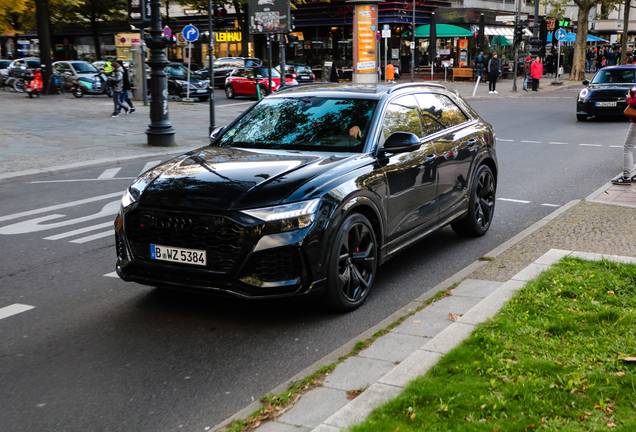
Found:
<box><xmin>555</xmin><ymin>28</ymin><xmax>567</xmax><ymax>41</ymax></box>
<box><xmin>183</xmin><ymin>24</ymin><xmax>199</xmax><ymax>42</ymax></box>
<box><xmin>382</xmin><ymin>29</ymin><xmax>391</xmax><ymax>38</ymax></box>
<box><xmin>163</xmin><ymin>26</ymin><xmax>172</xmax><ymax>38</ymax></box>
<box><xmin>376</xmin><ymin>31</ymin><xmax>381</xmax><ymax>42</ymax></box>
<box><xmin>410</xmin><ymin>41</ymin><xmax>415</xmax><ymax>49</ymax></box>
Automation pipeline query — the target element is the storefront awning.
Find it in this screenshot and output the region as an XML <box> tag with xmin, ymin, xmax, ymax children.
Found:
<box><xmin>410</xmin><ymin>24</ymin><xmax>475</xmax><ymax>38</ymax></box>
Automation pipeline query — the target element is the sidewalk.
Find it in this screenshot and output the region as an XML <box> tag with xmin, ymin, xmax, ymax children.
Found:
<box><xmin>2</xmin><ymin>76</ymin><xmax>635</xmax><ymax>432</ymax></box>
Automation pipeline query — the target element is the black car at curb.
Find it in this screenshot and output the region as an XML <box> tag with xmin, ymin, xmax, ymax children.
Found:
<box><xmin>115</xmin><ymin>83</ymin><xmax>498</xmax><ymax>311</ymax></box>
<box><xmin>577</xmin><ymin>65</ymin><xmax>636</xmax><ymax>121</ymax></box>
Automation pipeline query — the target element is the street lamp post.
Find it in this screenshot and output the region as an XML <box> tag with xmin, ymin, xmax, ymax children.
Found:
<box><xmin>145</xmin><ymin>0</ymin><xmax>176</xmax><ymax>146</ymax></box>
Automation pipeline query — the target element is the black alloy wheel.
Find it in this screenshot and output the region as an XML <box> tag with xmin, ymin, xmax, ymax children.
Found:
<box><xmin>225</xmin><ymin>85</ymin><xmax>235</xmax><ymax>99</ymax></box>
<box><xmin>325</xmin><ymin>213</ymin><xmax>377</xmax><ymax>311</ymax></box>
<box><xmin>451</xmin><ymin>164</ymin><xmax>496</xmax><ymax>237</ymax></box>
<box><xmin>72</xmin><ymin>86</ymin><xmax>84</xmax><ymax>98</ymax></box>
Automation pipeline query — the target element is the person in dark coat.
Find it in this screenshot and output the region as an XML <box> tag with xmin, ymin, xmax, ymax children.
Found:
<box><xmin>522</xmin><ymin>56</ymin><xmax>532</xmax><ymax>92</ymax></box>
<box><xmin>487</xmin><ymin>53</ymin><xmax>500</xmax><ymax>94</ymax></box>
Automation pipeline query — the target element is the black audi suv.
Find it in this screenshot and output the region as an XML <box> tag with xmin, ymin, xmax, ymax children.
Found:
<box><xmin>115</xmin><ymin>83</ymin><xmax>498</xmax><ymax>311</ymax></box>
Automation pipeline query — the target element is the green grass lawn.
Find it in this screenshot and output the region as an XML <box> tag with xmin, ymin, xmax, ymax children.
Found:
<box><xmin>350</xmin><ymin>258</ymin><xmax>636</xmax><ymax>431</ymax></box>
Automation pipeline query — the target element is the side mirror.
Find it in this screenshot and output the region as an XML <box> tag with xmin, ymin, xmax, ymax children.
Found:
<box><xmin>582</xmin><ymin>79</ymin><xmax>590</xmax><ymax>86</ymax></box>
<box><xmin>209</xmin><ymin>126</ymin><xmax>225</xmax><ymax>144</ymax></box>
<box><xmin>380</xmin><ymin>132</ymin><xmax>421</xmax><ymax>154</ymax></box>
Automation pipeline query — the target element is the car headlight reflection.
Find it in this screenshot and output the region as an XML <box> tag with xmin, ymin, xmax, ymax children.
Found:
<box><xmin>579</xmin><ymin>88</ymin><xmax>589</xmax><ymax>100</ymax></box>
<box><xmin>175</xmin><ymin>80</ymin><xmax>188</xmax><ymax>86</ymax></box>
<box><xmin>241</xmin><ymin>199</ymin><xmax>320</xmax><ymax>232</ymax></box>
<box><xmin>121</xmin><ymin>187</ymin><xmax>139</xmax><ymax>209</ymax></box>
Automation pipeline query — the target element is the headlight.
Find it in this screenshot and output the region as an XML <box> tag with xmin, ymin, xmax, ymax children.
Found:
<box><xmin>579</xmin><ymin>88</ymin><xmax>589</xmax><ymax>99</ymax></box>
<box><xmin>121</xmin><ymin>187</ymin><xmax>139</xmax><ymax>209</ymax></box>
<box><xmin>241</xmin><ymin>199</ymin><xmax>320</xmax><ymax>232</ymax></box>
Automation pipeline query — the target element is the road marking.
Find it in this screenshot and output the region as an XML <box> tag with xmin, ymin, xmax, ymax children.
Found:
<box><xmin>497</xmin><ymin>198</ymin><xmax>531</xmax><ymax>203</ymax></box>
<box><xmin>0</xmin><ymin>192</ymin><xmax>122</xmax><ymax>223</ymax></box>
<box><xmin>497</xmin><ymin>139</ymin><xmax>514</xmax><ymax>142</ymax></box>
<box><xmin>44</xmin><ymin>222</ymin><xmax>113</xmax><ymax>240</ymax></box>
<box><xmin>0</xmin><ymin>304</ymin><xmax>34</xmax><ymax>321</ymax></box>
<box><xmin>520</xmin><ymin>140</ymin><xmax>541</xmax><ymax>143</ymax></box>
<box><xmin>70</xmin><ymin>230</ymin><xmax>113</xmax><ymax>244</ymax></box>
<box><xmin>31</xmin><ymin>178</ymin><xmax>135</xmax><ymax>184</ymax></box>
<box><xmin>98</xmin><ymin>168</ymin><xmax>122</xmax><ymax>179</ymax></box>
<box><xmin>140</xmin><ymin>161</ymin><xmax>161</xmax><ymax>174</ymax></box>
<box><xmin>104</xmin><ymin>271</ymin><xmax>118</xmax><ymax>278</ymax></box>
<box><xmin>580</xmin><ymin>144</ymin><xmax>602</xmax><ymax>147</ymax></box>
<box><xmin>549</xmin><ymin>142</ymin><xmax>568</xmax><ymax>145</ymax></box>
<box><xmin>610</xmin><ymin>145</ymin><xmax>623</xmax><ymax>148</ymax></box>
<box><xmin>541</xmin><ymin>203</ymin><xmax>561</xmax><ymax>207</ymax></box>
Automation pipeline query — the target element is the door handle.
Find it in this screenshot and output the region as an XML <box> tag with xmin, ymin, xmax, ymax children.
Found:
<box><xmin>467</xmin><ymin>138</ymin><xmax>477</xmax><ymax>146</ymax></box>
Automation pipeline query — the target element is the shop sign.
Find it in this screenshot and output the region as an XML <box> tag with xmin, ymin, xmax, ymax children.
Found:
<box><xmin>17</xmin><ymin>40</ymin><xmax>30</xmax><ymax>45</ymax></box>
<box><xmin>355</xmin><ymin>5</ymin><xmax>377</xmax><ymax>73</ymax></box>
<box><xmin>216</xmin><ymin>32</ymin><xmax>242</xmax><ymax>42</ymax></box>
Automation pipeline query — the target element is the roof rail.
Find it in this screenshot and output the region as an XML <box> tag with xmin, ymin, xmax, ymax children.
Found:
<box><xmin>387</xmin><ymin>82</ymin><xmax>447</xmax><ymax>93</ymax></box>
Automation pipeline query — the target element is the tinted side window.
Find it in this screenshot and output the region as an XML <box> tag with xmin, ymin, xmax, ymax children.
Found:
<box><xmin>232</xmin><ymin>69</ymin><xmax>247</xmax><ymax>78</ymax></box>
<box><xmin>433</xmin><ymin>94</ymin><xmax>468</xmax><ymax>127</ymax></box>
<box><xmin>382</xmin><ymin>95</ymin><xmax>423</xmax><ymax>140</ymax></box>
<box><xmin>415</xmin><ymin>93</ymin><xmax>468</xmax><ymax>134</ymax></box>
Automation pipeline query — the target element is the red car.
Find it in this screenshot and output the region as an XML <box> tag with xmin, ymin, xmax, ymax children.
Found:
<box><xmin>225</xmin><ymin>67</ymin><xmax>297</xmax><ymax>99</ymax></box>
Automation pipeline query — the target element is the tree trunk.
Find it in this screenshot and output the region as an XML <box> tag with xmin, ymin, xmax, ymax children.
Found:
<box><xmin>621</xmin><ymin>0</ymin><xmax>630</xmax><ymax>65</ymax></box>
<box><xmin>570</xmin><ymin>4</ymin><xmax>590</xmax><ymax>81</ymax></box>
<box><xmin>233</xmin><ymin>0</ymin><xmax>248</xmax><ymax>57</ymax></box>
<box><xmin>91</xmin><ymin>15</ymin><xmax>102</xmax><ymax>61</ymax></box>
<box><xmin>35</xmin><ymin>0</ymin><xmax>54</xmax><ymax>94</ymax></box>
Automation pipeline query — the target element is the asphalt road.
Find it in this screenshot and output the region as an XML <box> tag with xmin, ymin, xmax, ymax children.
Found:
<box><xmin>0</xmin><ymin>87</ymin><xmax>627</xmax><ymax>431</ymax></box>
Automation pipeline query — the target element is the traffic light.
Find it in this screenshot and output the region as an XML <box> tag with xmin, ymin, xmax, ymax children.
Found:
<box><xmin>514</xmin><ymin>24</ymin><xmax>523</xmax><ymax>46</ymax></box>
<box><xmin>212</xmin><ymin>5</ymin><xmax>227</xmax><ymax>31</ymax></box>
<box><xmin>528</xmin><ymin>37</ymin><xmax>540</xmax><ymax>56</ymax></box>
<box><xmin>290</xmin><ymin>15</ymin><xmax>295</xmax><ymax>31</ymax></box>
<box><xmin>128</xmin><ymin>0</ymin><xmax>151</xmax><ymax>27</ymax></box>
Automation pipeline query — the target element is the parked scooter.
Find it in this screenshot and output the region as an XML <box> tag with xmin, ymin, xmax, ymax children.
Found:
<box><xmin>25</xmin><ymin>69</ymin><xmax>43</xmax><ymax>98</ymax></box>
<box><xmin>70</xmin><ymin>71</ymin><xmax>112</xmax><ymax>98</ymax></box>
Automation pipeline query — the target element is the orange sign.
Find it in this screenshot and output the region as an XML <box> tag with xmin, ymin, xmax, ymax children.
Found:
<box><xmin>354</xmin><ymin>5</ymin><xmax>377</xmax><ymax>73</ymax></box>
<box><xmin>458</xmin><ymin>38</ymin><xmax>468</xmax><ymax>49</ymax></box>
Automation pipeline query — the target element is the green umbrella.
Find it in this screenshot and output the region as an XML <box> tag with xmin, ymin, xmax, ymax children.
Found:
<box><xmin>492</xmin><ymin>35</ymin><xmax>511</xmax><ymax>47</ymax></box>
<box><xmin>401</xmin><ymin>23</ymin><xmax>475</xmax><ymax>38</ymax></box>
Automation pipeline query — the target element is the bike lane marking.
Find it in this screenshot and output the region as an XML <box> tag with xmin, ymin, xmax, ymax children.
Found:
<box><xmin>0</xmin><ymin>304</ymin><xmax>34</xmax><ymax>321</ymax></box>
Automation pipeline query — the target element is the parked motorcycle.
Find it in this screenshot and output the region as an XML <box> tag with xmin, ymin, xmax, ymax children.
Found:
<box><xmin>70</xmin><ymin>72</ymin><xmax>112</xmax><ymax>98</ymax></box>
<box><xmin>25</xmin><ymin>69</ymin><xmax>43</xmax><ymax>98</ymax></box>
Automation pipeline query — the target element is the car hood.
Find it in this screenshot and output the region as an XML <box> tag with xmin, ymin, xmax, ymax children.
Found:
<box><xmin>138</xmin><ymin>147</ymin><xmax>363</xmax><ymax>211</ymax></box>
<box><xmin>588</xmin><ymin>83</ymin><xmax>633</xmax><ymax>90</ymax></box>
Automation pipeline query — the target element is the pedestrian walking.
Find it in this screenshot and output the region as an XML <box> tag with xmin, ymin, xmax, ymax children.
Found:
<box><xmin>612</xmin><ymin>87</ymin><xmax>636</xmax><ymax>184</ymax></box>
<box><xmin>487</xmin><ymin>53</ymin><xmax>500</xmax><ymax>94</ymax></box>
<box><xmin>522</xmin><ymin>56</ymin><xmax>531</xmax><ymax>92</ymax></box>
<box><xmin>474</xmin><ymin>51</ymin><xmax>485</xmax><ymax>82</ymax></box>
<box><xmin>586</xmin><ymin>48</ymin><xmax>594</xmax><ymax>72</ymax></box>
<box><xmin>119</xmin><ymin>61</ymin><xmax>136</xmax><ymax>114</ymax></box>
<box><xmin>545</xmin><ymin>51</ymin><xmax>554</xmax><ymax>77</ymax></box>
<box><xmin>110</xmin><ymin>62</ymin><xmax>129</xmax><ymax>118</ymax></box>
<box><xmin>530</xmin><ymin>56</ymin><xmax>543</xmax><ymax>92</ymax></box>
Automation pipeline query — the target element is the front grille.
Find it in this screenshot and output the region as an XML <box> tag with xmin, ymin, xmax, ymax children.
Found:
<box><xmin>590</xmin><ymin>90</ymin><xmax>627</xmax><ymax>101</ymax></box>
<box><xmin>252</xmin><ymin>248</ymin><xmax>301</xmax><ymax>282</ymax></box>
<box><xmin>126</xmin><ymin>208</ymin><xmax>245</xmax><ymax>273</ymax></box>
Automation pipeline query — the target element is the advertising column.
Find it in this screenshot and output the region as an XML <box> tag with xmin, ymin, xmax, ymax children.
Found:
<box><xmin>349</xmin><ymin>0</ymin><xmax>383</xmax><ymax>84</ymax></box>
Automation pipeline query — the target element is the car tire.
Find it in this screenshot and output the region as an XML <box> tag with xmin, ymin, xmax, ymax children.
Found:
<box><xmin>225</xmin><ymin>85</ymin><xmax>235</xmax><ymax>99</ymax></box>
<box><xmin>324</xmin><ymin>213</ymin><xmax>377</xmax><ymax>312</ymax></box>
<box><xmin>576</xmin><ymin>114</ymin><xmax>588</xmax><ymax>121</ymax></box>
<box><xmin>72</xmin><ymin>87</ymin><xmax>84</xmax><ymax>98</ymax></box>
<box><xmin>451</xmin><ymin>164</ymin><xmax>496</xmax><ymax>237</ymax></box>
<box><xmin>197</xmin><ymin>95</ymin><xmax>209</xmax><ymax>102</ymax></box>
<box><xmin>259</xmin><ymin>85</ymin><xmax>269</xmax><ymax>98</ymax></box>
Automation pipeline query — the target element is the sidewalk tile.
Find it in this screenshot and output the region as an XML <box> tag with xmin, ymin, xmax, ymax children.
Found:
<box><xmin>485</xmin><ymin>280</ymin><xmax>527</xmax><ymax>303</ymax></box>
<box><xmin>324</xmin><ymin>356</ymin><xmax>394</xmax><ymax>391</ymax></box>
<box><xmin>456</xmin><ymin>297</ymin><xmax>506</xmax><ymax>325</ymax></box>
<box><xmin>358</xmin><ymin>332</ymin><xmax>431</xmax><ymax>363</ymax></box>
<box><xmin>273</xmin><ymin>387</ymin><xmax>349</xmax><ymax>430</ymax></box>
<box><xmin>257</xmin><ymin>422</ymin><xmax>310</xmax><ymax>432</ymax></box>
<box><xmin>451</xmin><ymin>279</ymin><xmax>503</xmax><ymax>298</ymax></box>
<box><xmin>420</xmin><ymin>322</ymin><xmax>476</xmax><ymax>354</ymax></box>
<box><xmin>511</xmin><ymin>262</ymin><xmax>551</xmax><ymax>282</ymax></box>
<box><xmin>378</xmin><ymin>350</ymin><xmax>443</xmax><ymax>388</ymax></box>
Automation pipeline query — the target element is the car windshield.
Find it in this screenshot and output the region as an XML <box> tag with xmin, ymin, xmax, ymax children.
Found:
<box><xmin>217</xmin><ymin>97</ymin><xmax>378</xmax><ymax>152</ymax></box>
<box><xmin>254</xmin><ymin>67</ymin><xmax>280</xmax><ymax>78</ymax></box>
<box><xmin>73</xmin><ymin>62</ymin><xmax>98</xmax><ymax>73</ymax></box>
<box><xmin>592</xmin><ymin>69</ymin><xmax>636</xmax><ymax>84</ymax></box>
<box><xmin>165</xmin><ymin>64</ymin><xmax>192</xmax><ymax>77</ymax></box>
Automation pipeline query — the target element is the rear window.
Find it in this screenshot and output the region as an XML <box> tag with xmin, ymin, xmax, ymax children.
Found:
<box><xmin>295</xmin><ymin>66</ymin><xmax>312</xmax><ymax>74</ymax></box>
<box><xmin>27</xmin><ymin>60</ymin><xmax>40</xmax><ymax>68</ymax></box>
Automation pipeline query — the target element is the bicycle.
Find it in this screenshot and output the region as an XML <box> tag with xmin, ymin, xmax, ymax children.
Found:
<box><xmin>12</xmin><ymin>77</ymin><xmax>26</xmax><ymax>92</ymax></box>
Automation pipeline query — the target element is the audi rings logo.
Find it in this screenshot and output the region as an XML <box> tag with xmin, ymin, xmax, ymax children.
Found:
<box><xmin>143</xmin><ymin>213</ymin><xmax>195</xmax><ymax>230</ymax></box>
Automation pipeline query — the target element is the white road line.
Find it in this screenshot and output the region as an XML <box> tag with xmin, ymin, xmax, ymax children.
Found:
<box><xmin>580</xmin><ymin>144</ymin><xmax>602</xmax><ymax>147</ymax></box>
<box><xmin>70</xmin><ymin>230</ymin><xmax>114</xmax><ymax>244</ymax></box>
<box><xmin>610</xmin><ymin>145</ymin><xmax>623</xmax><ymax>148</ymax></box>
<box><xmin>541</xmin><ymin>203</ymin><xmax>561</xmax><ymax>207</ymax></box>
<box><xmin>497</xmin><ymin>198</ymin><xmax>531</xmax><ymax>203</ymax></box>
<box><xmin>0</xmin><ymin>192</ymin><xmax>123</xmax><ymax>223</ymax></box>
<box><xmin>520</xmin><ymin>140</ymin><xmax>541</xmax><ymax>143</ymax></box>
<box><xmin>44</xmin><ymin>222</ymin><xmax>113</xmax><ymax>240</ymax></box>
<box><xmin>104</xmin><ymin>271</ymin><xmax>118</xmax><ymax>278</ymax></box>
<box><xmin>140</xmin><ymin>161</ymin><xmax>161</xmax><ymax>175</ymax></box>
<box><xmin>0</xmin><ymin>304</ymin><xmax>34</xmax><ymax>321</ymax></box>
<box><xmin>31</xmin><ymin>178</ymin><xmax>135</xmax><ymax>184</ymax></box>
<box><xmin>549</xmin><ymin>142</ymin><xmax>568</xmax><ymax>145</ymax></box>
<box><xmin>98</xmin><ymin>168</ymin><xmax>122</xmax><ymax>179</ymax></box>
<box><xmin>497</xmin><ymin>139</ymin><xmax>514</xmax><ymax>142</ymax></box>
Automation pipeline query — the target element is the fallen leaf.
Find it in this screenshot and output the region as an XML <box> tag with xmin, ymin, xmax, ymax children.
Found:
<box><xmin>608</xmin><ymin>291</ymin><xmax>615</xmax><ymax>296</ymax></box>
<box><xmin>494</xmin><ymin>426</ymin><xmax>502</xmax><ymax>431</ymax></box>
<box><xmin>615</xmin><ymin>371</ymin><xmax>626</xmax><ymax>377</ymax></box>
<box><xmin>607</xmin><ymin>422</ymin><xmax>616</xmax><ymax>428</ymax></box>
<box><xmin>275</xmin><ymin>406</ymin><xmax>281</xmax><ymax>411</ymax></box>
<box><xmin>410</xmin><ymin>413</ymin><xmax>416</xmax><ymax>420</ymax></box>
<box><xmin>481</xmin><ymin>404</ymin><xmax>487</xmax><ymax>409</ymax></box>
<box><xmin>620</xmin><ymin>357</ymin><xmax>636</xmax><ymax>362</ymax></box>
<box><xmin>525</xmin><ymin>425</ymin><xmax>535</xmax><ymax>429</ymax></box>
<box><xmin>479</xmin><ymin>419</ymin><xmax>487</xmax><ymax>423</ymax></box>
<box><xmin>448</xmin><ymin>313</ymin><xmax>461</xmax><ymax>322</ymax></box>
<box><xmin>412</xmin><ymin>320</ymin><xmax>421</xmax><ymax>324</ymax></box>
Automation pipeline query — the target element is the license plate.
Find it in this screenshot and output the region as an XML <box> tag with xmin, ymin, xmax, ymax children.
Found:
<box><xmin>150</xmin><ymin>244</ymin><xmax>206</xmax><ymax>266</ymax></box>
<box><xmin>596</xmin><ymin>101</ymin><xmax>617</xmax><ymax>107</ymax></box>
<box><xmin>196</xmin><ymin>89</ymin><xmax>207</xmax><ymax>93</ymax></box>
<box><xmin>299</xmin><ymin>75</ymin><xmax>309</xmax><ymax>79</ymax></box>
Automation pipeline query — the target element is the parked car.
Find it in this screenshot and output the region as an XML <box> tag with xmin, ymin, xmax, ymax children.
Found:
<box><xmin>0</xmin><ymin>59</ymin><xmax>11</xmax><ymax>85</ymax></box>
<box><xmin>196</xmin><ymin>57</ymin><xmax>263</xmax><ymax>88</ymax></box>
<box><xmin>148</xmin><ymin>62</ymin><xmax>210</xmax><ymax>101</ymax></box>
<box><xmin>52</xmin><ymin>60</ymin><xmax>102</xmax><ymax>89</ymax></box>
<box><xmin>224</xmin><ymin>66</ymin><xmax>297</xmax><ymax>99</ymax></box>
<box><xmin>577</xmin><ymin>65</ymin><xmax>636</xmax><ymax>121</ymax></box>
<box><xmin>114</xmin><ymin>82</ymin><xmax>498</xmax><ymax>312</ymax></box>
<box><xmin>7</xmin><ymin>57</ymin><xmax>40</xmax><ymax>79</ymax></box>
<box><xmin>278</xmin><ymin>64</ymin><xmax>316</xmax><ymax>83</ymax></box>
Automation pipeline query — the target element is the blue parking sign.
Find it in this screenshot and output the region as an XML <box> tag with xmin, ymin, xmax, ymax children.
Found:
<box><xmin>183</xmin><ymin>25</ymin><xmax>199</xmax><ymax>42</ymax></box>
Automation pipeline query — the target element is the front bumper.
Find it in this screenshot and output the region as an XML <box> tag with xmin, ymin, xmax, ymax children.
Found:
<box><xmin>577</xmin><ymin>99</ymin><xmax>627</xmax><ymax>117</ymax></box>
<box><xmin>115</xmin><ymin>204</ymin><xmax>328</xmax><ymax>299</ymax></box>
